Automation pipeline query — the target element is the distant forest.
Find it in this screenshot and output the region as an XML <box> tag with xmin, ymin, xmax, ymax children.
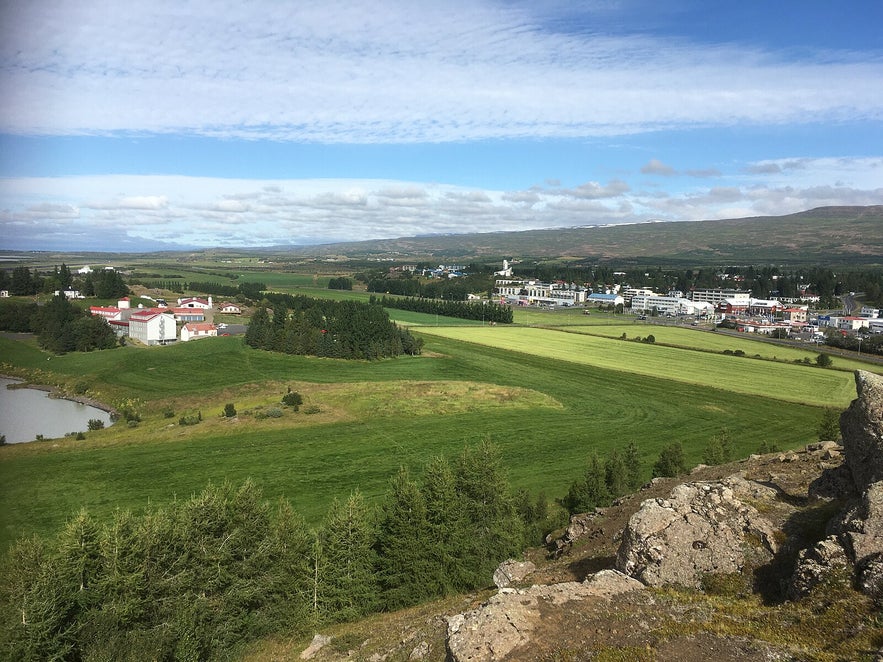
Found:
<box><xmin>245</xmin><ymin>293</ymin><xmax>423</xmax><ymax>359</ymax></box>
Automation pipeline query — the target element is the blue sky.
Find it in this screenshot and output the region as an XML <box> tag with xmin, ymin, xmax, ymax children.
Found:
<box><xmin>1</xmin><ymin>1</ymin><xmax>882</xmax><ymax>251</ymax></box>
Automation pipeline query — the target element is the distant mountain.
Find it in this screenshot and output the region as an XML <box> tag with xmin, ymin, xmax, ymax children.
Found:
<box><xmin>283</xmin><ymin>206</ymin><xmax>883</xmax><ymax>264</ymax></box>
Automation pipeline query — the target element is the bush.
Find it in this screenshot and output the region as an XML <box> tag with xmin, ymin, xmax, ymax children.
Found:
<box><xmin>87</xmin><ymin>418</ymin><xmax>105</xmax><ymax>431</ymax></box>
<box><xmin>179</xmin><ymin>413</ymin><xmax>201</xmax><ymax>426</ymax></box>
<box><xmin>303</xmin><ymin>404</ymin><xmax>321</xmax><ymax>415</ymax></box>
<box><xmin>815</xmin><ymin>353</ymin><xmax>833</xmax><ymax>368</ymax></box>
<box><xmin>223</xmin><ymin>403</ymin><xmax>237</xmax><ymax>418</ymax></box>
<box><xmin>75</xmin><ymin>432</ymin><xmax>85</xmax><ymax>440</ymax></box>
<box><xmin>265</xmin><ymin>407</ymin><xmax>283</xmax><ymax>418</ymax></box>
<box><xmin>282</xmin><ymin>391</ymin><xmax>303</xmax><ymax>409</ymax></box>
<box><xmin>652</xmin><ymin>442</ymin><xmax>688</xmax><ymax>478</ymax></box>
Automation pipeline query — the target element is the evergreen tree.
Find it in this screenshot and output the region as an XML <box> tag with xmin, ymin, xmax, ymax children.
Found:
<box><xmin>653</xmin><ymin>442</ymin><xmax>688</xmax><ymax>478</ymax></box>
<box><xmin>562</xmin><ymin>452</ymin><xmax>610</xmax><ymax>515</ymax></box>
<box><xmin>624</xmin><ymin>440</ymin><xmax>643</xmax><ymax>490</ymax></box>
<box><xmin>420</xmin><ymin>455</ymin><xmax>469</xmax><ymax>594</ymax></box>
<box><xmin>376</xmin><ymin>467</ymin><xmax>434</xmax><ymax>609</ymax></box>
<box><xmin>604</xmin><ymin>448</ymin><xmax>629</xmax><ymax>498</ymax></box>
<box><xmin>703</xmin><ymin>428</ymin><xmax>734</xmax><ymax>465</ymax></box>
<box><xmin>817</xmin><ymin>408</ymin><xmax>842</xmax><ymax>442</ymax></box>
<box><xmin>315</xmin><ymin>492</ymin><xmax>379</xmax><ymax>622</ymax></box>
<box><xmin>454</xmin><ymin>440</ymin><xmax>524</xmax><ymax>586</ymax></box>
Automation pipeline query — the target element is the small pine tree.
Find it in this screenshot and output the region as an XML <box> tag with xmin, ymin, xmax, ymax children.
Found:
<box><xmin>223</xmin><ymin>403</ymin><xmax>236</xmax><ymax>418</ymax></box>
<box><xmin>624</xmin><ymin>440</ymin><xmax>642</xmax><ymax>490</ymax></box>
<box><xmin>604</xmin><ymin>449</ymin><xmax>629</xmax><ymax>498</ymax></box>
<box><xmin>652</xmin><ymin>442</ymin><xmax>688</xmax><ymax>478</ymax></box>
<box><xmin>815</xmin><ymin>353</ymin><xmax>833</xmax><ymax>368</ymax></box>
<box><xmin>817</xmin><ymin>408</ymin><xmax>841</xmax><ymax>442</ymax></box>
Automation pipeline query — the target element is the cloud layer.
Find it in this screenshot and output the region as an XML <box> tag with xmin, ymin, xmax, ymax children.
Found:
<box><xmin>3</xmin><ymin>158</ymin><xmax>881</xmax><ymax>250</ymax></box>
<box><xmin>2</xmin><ymin>1</ymin><xmax>882</xmax><ymax>142</ymax></box>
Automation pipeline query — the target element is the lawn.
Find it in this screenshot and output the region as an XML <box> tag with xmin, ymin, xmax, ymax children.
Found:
<box><xmin>416</xmin><ymin>326</ymin><xmax>857</xmax><ymax>408</ymax></box>
<box><xmin>0</xmin><ymin>331</ymin><xmax>833</xmax><ymax>551</ymax></box>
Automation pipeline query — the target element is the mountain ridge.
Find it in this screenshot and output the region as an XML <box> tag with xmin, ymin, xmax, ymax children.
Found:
<box><xmin>282</xmin><ymin>205</ymin><xmax>883</xmax><ymax>263</ymax></box>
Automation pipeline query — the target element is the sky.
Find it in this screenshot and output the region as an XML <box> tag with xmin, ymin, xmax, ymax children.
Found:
<box><xmin>1</xmin><ymin>0</ymin><xmax>882</xmax><ymax>252</ymax></box>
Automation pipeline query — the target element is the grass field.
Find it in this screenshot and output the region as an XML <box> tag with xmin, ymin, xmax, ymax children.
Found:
<box><xmin>0</xmin><ymin>324</ymin><xmax>848</xmax><ymax>552</ymax></box>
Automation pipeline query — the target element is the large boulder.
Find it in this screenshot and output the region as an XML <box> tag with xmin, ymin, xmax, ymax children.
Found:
<box><xmin>840</xmin><ymin>371</ymin><xmax>883</xmax><ymax>492</ymax></box>
<box><xmin>445</xmin><ymin>570</ymin><xmax>643</xmax><ymax>662</ymax></box>
<box><xmin>616</xmin><ymin>479</ymin><xmax>778</xmax><ymax>588</ymax></box>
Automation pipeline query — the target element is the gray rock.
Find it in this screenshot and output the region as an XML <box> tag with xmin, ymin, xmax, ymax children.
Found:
<box><xmin>492</xmin><ymin>559</ymin><xmax>535</xmax><ymax>588</ymax></box>
<box><xmin>840</xmin><ymin>371</ymin><xmax>883</xmax><ymax>492</ymax></box>
<box><xmin>408</xmin><ymin>640</ymin><xmax>430</xmax><ymax>660</ymax></box>
<box><xmin>300</xmin><ymin>633</ymin><xmax>331</xmax><ymax>660</ymax></box>
<box><xmin>615</xmin><ymin>480</ymin><xmax>778</xmax><ymax>588</ymax></box>
<box><xmin>808</xmin><ymin>463</ymin><xmax>857</xmax><ymax>501</ymax></box>
<box><xmin>787</xmin><ymin>536</ymin><xmax>851</xmax><ymax>600</ymax></box>
<box><xmin>446</xmin><ymin>570</ymin><xmax>643</xmax><ymax>662</ymax></box>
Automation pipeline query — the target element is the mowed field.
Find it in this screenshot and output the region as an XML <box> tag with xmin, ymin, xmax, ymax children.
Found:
<box><xmin>0</xmin><ymin>310</ymin><xmax>866</xmax><ymax>552</ymax></box>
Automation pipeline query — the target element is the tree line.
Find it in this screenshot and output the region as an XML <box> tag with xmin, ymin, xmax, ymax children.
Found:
<box><xmin>0</xmin><ymin>295</ymin><xmax>118</xmax><ymax>353</ymax></box>
<box><xmin>0</xmin><ymin>442</ymin><xmax>563</xmax><ymax>662</ymax></box>
<box><xmin>245</xmin><ymin>294</ymin><xmax>423</xmax><ymax>359</ymax></box>
<box><xmin>372</xmin><ymin>295</ymin><xmax>514</xmax><ymax>324</ymax></box>
<box><xmin>1</xmin><ymin>266</ymin><xmax>128</xmax><ymax>299</ymax></box>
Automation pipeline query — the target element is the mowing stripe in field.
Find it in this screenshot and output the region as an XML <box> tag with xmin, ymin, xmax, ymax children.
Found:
<box><xmin>417</xmin><ymin>326</ymin><xmax>855</xmax><ymax>408</ymax></box>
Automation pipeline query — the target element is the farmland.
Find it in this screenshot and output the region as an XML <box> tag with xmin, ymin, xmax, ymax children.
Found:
<box><xmin>0</xmin><ymin>304</ymin><xmax>864</xmax><ymax>552</ymax></box>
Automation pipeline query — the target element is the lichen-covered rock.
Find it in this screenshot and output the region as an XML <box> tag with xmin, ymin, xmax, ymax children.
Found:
<box><xmin>615</xmin><ymin>480</ymin><xmax>778</xmax><ymax>588</ymax></box>
<box><xmin>445</xmin><ymin>570</ymin><xmax>643</xmax><ymax>662</ymax></box>
<box><xmin>840</xmin><ymin>371</ymin><xmax>883</xmax><ymax>492</ymax></box>
<box><xmin>787</xmin><ymin>536</ymin><xmax>851</xmax><ymax>600</ymax></box>
<box><xmin>492</xmin><ymin>559</ymin><xmax>535</xmax><ymax>588</ymax></box>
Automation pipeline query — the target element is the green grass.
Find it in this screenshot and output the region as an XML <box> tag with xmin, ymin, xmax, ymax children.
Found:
<box><xmin>0</xmin><ymin>331</ymin><xmax>832</xmax><ymax>551</ymax></box>
<box><xmin>417</xmin><ymin>326</ymin><xmax>857</xmax><ymax>408</ymax></box>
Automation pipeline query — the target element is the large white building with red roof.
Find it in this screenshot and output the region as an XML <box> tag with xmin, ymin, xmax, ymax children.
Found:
<box><xmin>129</xmin><ymin>309</ymin><xmax>177</xmax><ymax>345</ymax></box>
<box><xmin>180</xmin><ymin>322</ymin><xmax>218</xmax><ymax>342</ymax></box>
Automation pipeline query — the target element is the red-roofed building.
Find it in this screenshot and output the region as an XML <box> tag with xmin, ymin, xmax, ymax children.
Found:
<box><xmin>177</xmin><ymin>296</ymin><xmax>213</xmax><ymax>309</ymax></box>
<box><xmin>173</xmin><ymin>307</ymin><xmax>206</xmax><ymax>322</ymax></box>
<box><xmin>129</xmin><ymin>310</ymin><xmax>177</xmax><ymax>345</ymax></box>
<box><xmin>180</xmin><ymin>322</ymin><xmax>218</xmax><ymax>342</ymax></box>
<box><xmin>219</xmin><ymin>302</ymin><xmax>242</xmax><ymax>314</ymax></box>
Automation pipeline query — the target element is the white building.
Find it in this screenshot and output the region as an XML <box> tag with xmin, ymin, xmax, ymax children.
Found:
<box><xmin>630</xmin><ymin>293</ymin><xmax>713</xmax><ymax>316</ymax></box>
<box><xmin>129</xmin><ymin>310</ymin><xmax>177</xmax><ymax>345</ymax></box>
<box><xmin>860</xmin><ymin>307</ymin><xmax>881</xmax><ymax>318</ymax></box>
<box><xmin>180</xmin><ymin>322</ymin><xmax>218</xmax><ymax>342</ymax></box>
<box><xmin>690</xmin><ymin>289</ymin><xmax>751</xmax><ymax>306</ymax></box>
<box><xmin>494</xmin><ymin>279</ymin><xmax>587</xmax><ymax>305</ymax></box>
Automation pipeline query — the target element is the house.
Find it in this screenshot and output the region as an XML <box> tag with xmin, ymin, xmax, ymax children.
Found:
<box><xmin>782</xmin><ymin>307</ymin><xmax>809</xmax><ymax>324</ymax></box>
<box><xmin>587</xmin><ymin>293</ymin><xmax>625</xmax><ymax>307</ymax></box>
<box><xmin>128</xmin><ymin>309</ymin><xmax>177</xmax><ymax>345</ymax></box>
<box><xmin>218</xmin><ymin>302</ymin><xmax>242</xmax><ymax>314</ymax></box>
<box><xmin>176</xmin><ymin>296</ymin><xmax>213</xmax><ymax>309</ymax></box>
<box><xmin>90</xmin><ymin>306</ymin><xmax>127</xmax><ymax>322</ymax></box>
<box><xmin>180</xmin><ymin>322</ymin><xmax>217</xmax><ymax>342</ymax></box>
<box><xmin>173</xmin><ymin>307</ymin><xmax>206</xmax><ymax>323</ymax></box>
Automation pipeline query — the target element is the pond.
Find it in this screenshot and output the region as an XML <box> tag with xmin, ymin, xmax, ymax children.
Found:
<box><xmin>0</xmin><ymin>377</ymin><xmax>114</xmax><ymax>444</ymax></box>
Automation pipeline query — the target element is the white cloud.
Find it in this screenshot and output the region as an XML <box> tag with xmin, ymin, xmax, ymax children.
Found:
<box><xmin>1</xmin><ymin>156</ymin><xmax>881</xmax><ymax>250</ymax></box>
<box><xmin>641</xmin><ymin>159</ymin><xmax>677</xmax><ymax>176</ymax></box>
<box><xmin>1</xmin><ymin>1</ymin><xmax>881</xmax><ymax>142</ymax></box>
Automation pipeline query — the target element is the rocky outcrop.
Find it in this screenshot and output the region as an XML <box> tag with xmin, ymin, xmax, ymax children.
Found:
<box><xmin>790</xmin><ymin>372</ymin><xmax>883</xmax><ymax>602</ymax></box>
<box><xmin>840</xmin><ymin>371</ymin><xmax>883</xmax><ymax>491</ymax></box>
<box><xmin>446</xmin><ymin>570</ymin><xmax>643</xmax><ymax>662</ymax></box>
<box><xmin>492</xmin><ymin>559</ymin><xmax>535</xmax><ymax>588</ymax></box>
<box><xmin>615</xmin><ymin>479</ymin><xmax>778</xmax><ymax>588</ymax></box>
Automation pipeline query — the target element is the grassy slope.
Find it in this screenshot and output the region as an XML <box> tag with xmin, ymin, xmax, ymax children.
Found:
<box><xmin>416</xmin><ymin>326</ymin><xmax>857</xmax><ymax>408</ymax></box>
<box><xmin>0</xmin><ymin>330</ymin><xmax>835</xmax><ymax>550</ymax></box>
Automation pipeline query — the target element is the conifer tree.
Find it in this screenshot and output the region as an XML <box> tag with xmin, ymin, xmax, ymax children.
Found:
<box><xmin>315</xmin><ymin>492</ymin><xmax>379</xmax><ymax>622</ymax></box>
<box><xmin>624</xmin><ymin>440</ymin><xmax>643</xmax><ymax>490</ymax></box>
<box><xmin>420</xmin><ymin>455</ymin><xmax>469</xmax><ymax>594</ymax></box>
<box><xmin>605</xmin><ymin>448</ymin><xmax>629</xmax><ymax>498</ymax></box>
<box><xmin>455</xmin><ymin>440</ymin><xmax>523</xmax><ymax>586</ymax></box>
<box><xmin>376</xmin><ymin>467</ymin><xmax>434</xmax><ymax>609</ymax></box>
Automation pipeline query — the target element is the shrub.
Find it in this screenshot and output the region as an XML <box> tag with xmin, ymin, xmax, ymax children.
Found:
<box><xmin>303</xmin><ymin>404</ymin><xmax>321</xmax><ymax>415</ymax></box>
<box><xmin>652</xmin><ymin>442</ymin><xmax>688</xmax><ymax>478</ymax></box>
<box><xmin>265</xmin><ymin>407</ymin><xmax>283</xmax><ymax>418</ymax></box>
<box><xmin>282</xmin><ymin>391</ymin><xmax>303</xmax><ymax>409</ymax></box>
<box><xmin>179</xmin><ymin>413</ymin><xmax>201</xmax><ymax>426</ymax></box>
<box><xmin>163</xmin><ymin>408</ymin><xmax>176</xmax><ymax>418</ymax></box>
<box><xmin>223</xmin><ymin>403</ymin><xmax>237</xmax><ymax>418</ymax></box>
<box><xmin>87</xmin><ymin>418</ymin><xmax>105</xmax><ymax>430</ymax></box>
<box><xmin>815</xmin><ymin>353</ymin><xmax>833</xmax><ymax>368</ymax></box>
<box><xmin>75</xmin><ymin>432</ymin><xmax>86</xmax><ymax>440</ymax></box>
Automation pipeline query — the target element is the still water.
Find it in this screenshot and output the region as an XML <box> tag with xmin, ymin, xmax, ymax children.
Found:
<box><xmin>0</xmin><ymin>377</ymin><xmax>114</xmax><ymax>443</ymax></box>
